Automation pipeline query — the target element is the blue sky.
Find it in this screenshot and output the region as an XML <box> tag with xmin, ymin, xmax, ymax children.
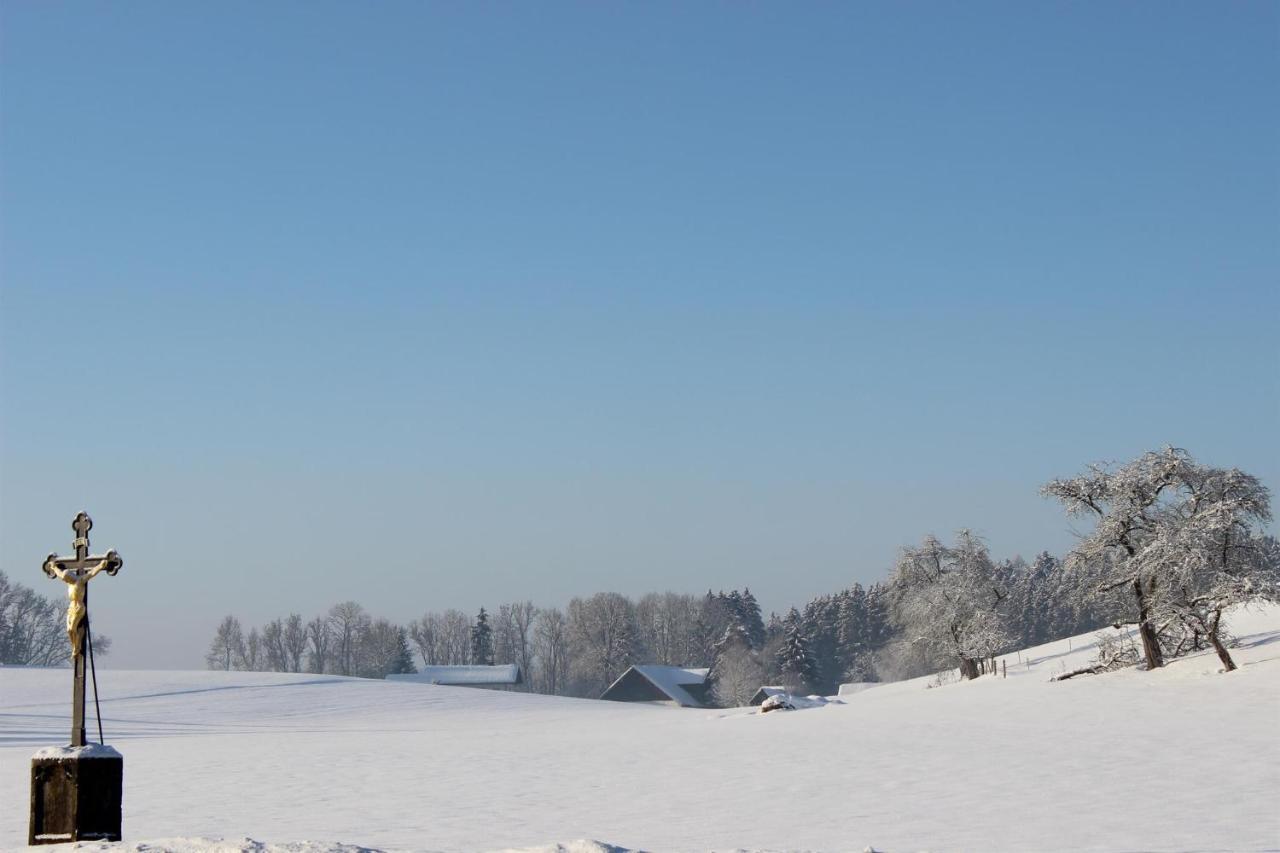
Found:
<box><xmin>2</xmin><ymin>2</ymin><xmax>1276</xmax><ymax>668</ymax></box>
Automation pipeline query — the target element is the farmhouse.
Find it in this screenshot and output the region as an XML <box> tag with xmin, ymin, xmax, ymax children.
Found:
<box><xmin>600</xmin><ymin>665</ymin><xmax>711</xmax><ymax>708</ymax></box>
<box><xmin>387</xmin><ymin>664</ymin><xmax>522</xmax><ymax>690</ymax></box>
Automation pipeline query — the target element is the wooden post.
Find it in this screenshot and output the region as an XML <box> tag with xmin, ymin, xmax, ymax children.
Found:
<box><xmin>32</xmin><ymin>513</ymin><xmax>125</xmax><ymax>846</ymax></box>
<box><xmin>1002</xmin><ymin>660</ymin><xmax>1006</xmax><ymax>679</ymax></box>
<box><xmin>71</xmin><ymin>651</ymin><xmax>87</xmax><ymax>748</ymax></box>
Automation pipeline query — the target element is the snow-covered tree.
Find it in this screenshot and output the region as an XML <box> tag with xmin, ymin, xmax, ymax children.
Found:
<box><xmin>835</xmin><ymin>584</ymin><xmax>878</xmax><ymax>683</ymax></box>
<box><xmin>709</xmin><ymin>619</ymin><xmax>751</xmax><ymax>687</ymax></box>
<box><xmin>567</xmin><ymin>592</ymin><xmax>637</xmax><ymax>695</ymax></box>
<box><xmin>1137</xmin><ymin>464</ymin><xmax>1274</xmax><ymax>671</ymax></box>
<box><xmin>739</xmin><ymin>588</ymin><xmax>766</xmax><ymax>650</ymax></box>
<box><xmin>635</xmin><ymin>592</ymin><xmax>702</xmax><ymax>666</ymax></box>
<box><xmin>695</xmin><ymin>591</ymin><xmax>738</xmax><ymax>664</ymax></box>
<box><xmin>711</xmin><ymin>642</ymin><xmax>764</xmax><ymax>707</ymax></box>
<box><xmin>887</xmin><ymin>531</ymin><xmax>1009</xmax><ymax>680</ymax></box>
<box><xmin>1043</xmin><ymin>447</ymin><xmax>1273</xmax><ymax>671</ymax></box>
<box><xmin>775</xmin><ymin>608</ymin><xmax>821</xmax><ymax>693</ymax></box>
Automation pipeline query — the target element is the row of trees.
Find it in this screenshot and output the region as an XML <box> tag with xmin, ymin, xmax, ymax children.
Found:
<box><xmin>202</xmin><ymin>561</ymin><xmax>1119</xmax><ymax>701</ymax></box>
<box><xmin>206</xmin><ymin>602</ymin><xmax>414</xmax><ymax>678</ymax></box>
<box><xmin>883</xmin><ymin>448</ymin><xmax>1276</xmax><ymax>681</ymax></box>
<box><xmin>0</xmin><ymin>570</ymin><xmax>111</xmax><ymax>666</ymax></box>
<box><xmin>206</xmin><ymin>448</ymin><xmax>1277</xmax><ymax>698</ymax></box>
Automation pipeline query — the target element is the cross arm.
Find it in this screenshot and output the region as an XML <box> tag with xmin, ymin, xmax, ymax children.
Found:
<box><xmin>43</xmin><ymin>550</ymin><xmax>123</xmax><ymax>579</ymax></box>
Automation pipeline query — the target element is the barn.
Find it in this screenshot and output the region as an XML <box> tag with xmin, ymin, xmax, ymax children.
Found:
<box><xmin>599</xmin><ymin>665</ymin><xmax>711</xmax><ymax>708</ymax></box>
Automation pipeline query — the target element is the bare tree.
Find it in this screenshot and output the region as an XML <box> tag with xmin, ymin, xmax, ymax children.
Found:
<box><xmin>491</xmin><ymin>600</ymin><xmax>538</xmax><ymax>687</ymax></box>
<box><xmin>357</xmin><ymin>618</ymin><xmax>410</xmax><ymax>678</ymax></box>
<box><xmin>262</xmin><ymin>619</ymin><xmax>288</xmax><ymax>671</ymax></box>
<box><xmin>636</xmin><ymin>592</ymin><xmax>701</xmax><ymax>666</ymax></box>
<box><xmin>0</xmin><ymin>571</ymin><xmax>82</xmax><ymax>666</ymax></box>
<box><xmin>240</xmin><ymin>627</ymin><xmax>262</xmax><ymax>671</ymax></box>
<box><xmin>510</xmin><ymin>600</ymin><xmax>538</xmax><ymax>688</ymax></box>
<box><xmin>306</xmin><ymin>616</ymin><xmax>331</xmax><ymax>673</ymax></box>
<box><xmin>567</xmin><ymin>592</ymin><xmax>638</xmax><ymax>696</ymax></box>
<box><xmin>284</xmin><ymin>613</ymin><xmax>308</xmax><ymax>672</ymax></box>
<box><xmin>328</xmin><ymin>601</ymin><xmax>371</xmax><ymax>676</ymax></box>
<box><xmin>410</xmin><ymin>612</ymin><xmax>442</xmax><ymax>666</ymax></box>
<box><xmin>206</xmin><ymin>615</ymin><xmax>243</xmax><ymax>671</ymax></box>
<box><xmin>533</xmin><ymin>606</ymin><xmax>569</xmax><ymax>695</ymax></box>
<box><xmin>438</xmin><ymin>609</ymin><xmax>472</xmax><ymax>665</ymax></box>
<box><xmin>492</xmin><ymin>604</ymin><xmax>518</xmax><ymax>665</ymax></box>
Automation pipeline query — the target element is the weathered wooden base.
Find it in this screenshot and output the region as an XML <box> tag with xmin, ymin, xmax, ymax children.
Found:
<box><xmin>29</xmin><ymin>745</ymin><xmax>123</xmax><ymax>845</ymax></box>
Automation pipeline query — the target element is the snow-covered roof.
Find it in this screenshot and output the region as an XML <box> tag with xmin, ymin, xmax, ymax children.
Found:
<box><xmin>387</xmin><ymin>664</ymin><xmax>521</xmax><ymax>686</ymax></box>
<box><xmin>609</xmin><ymin>665</ymin><xmax>709</xmax><ymax>707</ymax></box>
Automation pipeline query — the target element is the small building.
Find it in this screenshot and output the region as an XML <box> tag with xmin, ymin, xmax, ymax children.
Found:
<box><xmin>749</xmin><ymin>685</ymin><xmax>788</xmax><ymax>707</ymax></box>
<box><xmin>600</xmin><ymin>665</ymin><xmax>711</xmax><ymax>708</ymax></box>
<box><xmin>387</xmin><ymin>664</ymin><xmax>522</xmax><ymax>691</ymax></box>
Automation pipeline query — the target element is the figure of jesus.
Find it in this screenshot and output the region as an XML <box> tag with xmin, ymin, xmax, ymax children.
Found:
<box><xmin>42</xmin><ymin>554</ymin><xmax>115</xmax><ymax>659</ymax></box>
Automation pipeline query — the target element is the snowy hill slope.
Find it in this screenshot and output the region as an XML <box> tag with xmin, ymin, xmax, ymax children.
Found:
<box><xmin>2</xmin><ymin>604</ymin><xmax>1279</xmax><ymax>852</ymax></box>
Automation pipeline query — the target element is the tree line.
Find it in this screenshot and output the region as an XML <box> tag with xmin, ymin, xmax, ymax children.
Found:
<box><xmin>0</xmin><ymin>570</ymin><xmax>112</xmax><ymax>666</ymax></box>
<box><xmin>205</xmin><ymin>447</ymin><xmax>1277</xmax><ymax>702</ymax></box>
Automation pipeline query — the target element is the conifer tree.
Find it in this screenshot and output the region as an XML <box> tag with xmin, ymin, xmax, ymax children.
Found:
<box><xmin>739</xmin><ymin>588</ymin><xmax>766</xmax><ymax>649</ymax></box>
<box><xmin>390</xmin><ymin>626</ymin><xmax>416</xmax><ymax>675</ymax></box>
<box><xmin>775</xmin><ymin>608</ymin><xmax>821</xmax><ymax>694</ymax></box>
<box><xmin>836</xmin><ymin>585</ymin><xmax>870</xmax><ymax>681</ymax></box>
<box><xmin>471</xmin><ymin>607</ymin><xmax>494</xmax><ymax>666</ymax></box>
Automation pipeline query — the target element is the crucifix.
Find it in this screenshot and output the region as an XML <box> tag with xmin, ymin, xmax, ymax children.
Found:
<box><xmin>41</xmin><ymin>512</ymin><xmax>123</xmax><ymax>748</ymax></box>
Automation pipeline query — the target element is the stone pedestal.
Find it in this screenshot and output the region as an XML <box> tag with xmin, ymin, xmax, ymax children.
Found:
<box><xmin>29</xmin><ymin>744</ymin><xmax>123</xmax><ymax>845</ymax></box>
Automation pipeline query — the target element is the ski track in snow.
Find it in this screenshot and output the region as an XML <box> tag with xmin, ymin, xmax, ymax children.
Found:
<box><xmin>2</xmin><ymin>605</ymin><xmax>1279</xmax><ymax>853</ymax></box>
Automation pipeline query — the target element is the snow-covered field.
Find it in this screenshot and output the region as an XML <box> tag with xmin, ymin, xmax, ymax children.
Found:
<box><xmin>3</xmin><ymin>606</ymin><xmax>1279</xmax><ymax>852</ymax></box>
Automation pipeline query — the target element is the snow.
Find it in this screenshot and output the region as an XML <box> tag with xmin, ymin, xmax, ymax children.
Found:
<box><xmin>2</xmin><ymin>605</ymin><xmax>1279</xmax><ymax>852</ymax></box>
<box><xmin>760</xmin><ymin>693</ymin><xmax>841</xmax><ymax>712</ymax></box>
<box><xmin>54</xmin><ymin>839</ymin><xmax>627</xmax><ymax>853</ymax></box>
<box><xmin>836</xmin><ymin>682</ymin><xmax>879</xmax><ymax>696</ymax></box>
<box><xmin>31</xmin><ymin>743</ymin><xmax>121</xmax><ymax>760</ymax></box>
<box><xmin>388</xmin><ymin>664</ymin><xmax>521</xmax><ymax>686</ymax></box>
